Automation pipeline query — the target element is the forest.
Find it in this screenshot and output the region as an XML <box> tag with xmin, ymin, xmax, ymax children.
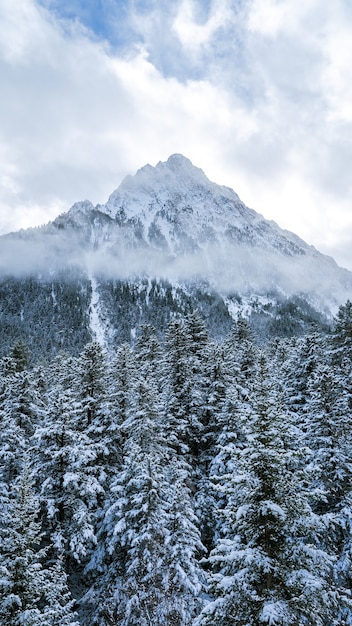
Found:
<box><xmin>1</xmin><ymin>301</ymin><xmax>352</xmax><ymax>625</ymax></box>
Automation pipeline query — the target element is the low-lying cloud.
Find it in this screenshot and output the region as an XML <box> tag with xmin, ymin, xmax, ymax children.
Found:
<box><xmin>1</xmin><ymin>0</ymin><xmax>352</xmax><ymax>270</ymax></box>
<box><xmin>1</xmin><ymin>229</ymin><xmax>350</xmax><ymax>315</ymax></box>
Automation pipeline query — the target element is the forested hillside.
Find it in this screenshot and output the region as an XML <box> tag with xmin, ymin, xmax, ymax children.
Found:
<box><xmin>1</xmin><ymin>302</ymin><xmax>352</xmax><ymax>625</ymax></box>
<box><xmin>0</xmin><ymin>273</ymin><xmax>330</xmax><ymax>366</ymax></box>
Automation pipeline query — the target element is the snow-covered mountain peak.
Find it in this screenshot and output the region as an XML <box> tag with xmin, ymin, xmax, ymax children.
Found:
<box><xmin>0</xmin><ymin>154</ymin><xmax>351</xmax><ymax>317</ymax></box>
<box><xmin>156</xmin><ymin>153</ymin><xmax>209</xmax><ymax>182</ymax></box>
<box><xmin>115</xmin><ymin>153</ymin><xmax>210</xmax><ymax>194</ymax></box>
<box><xmin>99</xmin><ymin>154</ymin><xmax>317</xmax><ymax>262</ymax></box>
<box><xmin>104</xmin><ymin>154</ymin><xmax>240</xmax><ymax>221</ymax></box>
<box><xmin>67</xmin><ymin>200</ymin><xmax>95</xmax><ymax>216</ymax></box>
<box><xmin>164</xmin><ymin>153</ymin><xmax>193</xmax><ymax>168</ymax></box>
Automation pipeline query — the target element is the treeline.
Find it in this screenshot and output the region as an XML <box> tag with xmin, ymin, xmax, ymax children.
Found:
<box><xmin>1</xmin><ymin>302</ymin><xmax>352</xmax><ymax>625</ymax></box>
<box><xmin>0</xmin><ymin>274</ymin><xmax>329</xmax><ymax>366</ymax></box>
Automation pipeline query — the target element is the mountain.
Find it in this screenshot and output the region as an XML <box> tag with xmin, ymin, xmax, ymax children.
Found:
<box><xmin>3</xmin><ymin>157</ymin><xmax>352</xmax><ymax>626</ymax></box>
<box><xmin>0</xmin><ymin>154</ymin><xmax>351</xmax><ymax>361</ymax></box>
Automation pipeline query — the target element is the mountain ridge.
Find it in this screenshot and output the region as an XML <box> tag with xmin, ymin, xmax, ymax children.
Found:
<box><xmin>0</xmin><ymin>154</ymin><xmax>351</xmax><ymax>361</ymax></box>
<box><xmin>1</xmin><ymin>154</ymin><xmax>350</xmax><ymax>306</ymax></box>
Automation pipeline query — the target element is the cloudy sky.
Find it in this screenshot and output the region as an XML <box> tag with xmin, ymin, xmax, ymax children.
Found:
<box><xmin>1</xmin><ymin>0</ymin><xmax>352</xmax><ymax>269</ymax></box>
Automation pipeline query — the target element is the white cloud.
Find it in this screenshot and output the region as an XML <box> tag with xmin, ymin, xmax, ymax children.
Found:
<box><xmin>248</xmin><ymin>0</ymin><xmax>291</xmax><ymax>36</ymax></box>
<box><xmin>0</xmin><ymin>0</ymin><xmax>352</xmax><ymax>274</ymax></box>
<box><xmin>173</xmin><ymin>0</ymin><xmax>233</xmax><ymax>54</ymax></box>
<box><xmin>0</xmin><ymin>0</ymin><xmax>257</xmax><ymax>232</ymax></box>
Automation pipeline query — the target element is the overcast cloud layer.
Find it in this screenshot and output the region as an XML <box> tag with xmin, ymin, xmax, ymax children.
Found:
<box><xmin>1</xmin><ymin>0</ymin><xmax>352</xmax><ymax>269</ymax></box>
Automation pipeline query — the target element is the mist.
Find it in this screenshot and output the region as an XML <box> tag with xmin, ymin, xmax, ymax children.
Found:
<box><xmin>1</xmin><ymin>229</ymin><xmax>350</xmax><ymax>315</ymax></box>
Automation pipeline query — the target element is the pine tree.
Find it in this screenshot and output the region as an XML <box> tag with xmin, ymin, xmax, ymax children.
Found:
<box><xmin>162</xmin><ymin>314</ymin><xmax>208</xmax><ymax>463</ymax></box>
<box><xmin>305</xmin><ymin>359</ymin><xmax>352</xmax><ymax>603</ymax></box>
<box><xmin>195</xmin><ymin>340</ymin><xmax>228</xmax><ymax>551</ymax></box>
<box><xmin>0</xmin><ymin>465</ymin><xmax>79</xmax><ymax>626</ymax></box>
<box><xmin>103</xmin><ymin>342</ymin><xmax>133</xmax><ymax>478</ymax></box>
<box><xmin>76</xmin><ymin>341</ymin><xmax>108</xmax><ymax>431</ymax></box>
<box><xmin>42</xmin><ymin>556</ymin><xmax>80</xmax><ymax>626</ymax></box>
<box><xmin>280</xmin><ymin>331</ymin><xmax>326</xmax><ymax>418</ymax></box>
<box><xmin>87</xmin><ymin>353</ymin><xmax>204</xmax><ymax>625</ymax></box>
<box><xmin>183</xmin><ymin>312</ymin><xmax>209</xmax><ymax>459</ymax></box>
<box><xmin>10</xmin><ymin>339</ymin><xmax>30</xmax><ymax>372</ymax></box>
<box><xmin>33</xmin><ymin>352</ymin><xmax>104</xmax><ymax>563</ymax></box>
<box><xmin>306</xmin><ymin>362</ymin><xmax>352</xmax><ymax>513</ymax></box>
<box><xmin>331</xmin><ymin>299</ymin><xmax>352</xmax><ymax>365</ymax></box>
<box><xmin>197</xmin><ymin>355</ymin><xmax>349</xmax><ymax>625</ymax></box>
<box><xmin>163</xmin><ymin>456</ymin><xmax>205</xmax><ymax>623</ymax></box>
<box><xmin>90</xmin><ymin>374</ymin><xmax>171</xmax><ymax>625</ymax></box>
<box><xmin>162</xmin><ymin>319</ymin><xmax>191</xmax><ymax>457</ymax></box>
<box><xmin>134</xmin><ymin>324</ymin><xmax>162</xmax><ymax>385</ymax></box>
<box><xmin>0</xmin><ymin>364</ymin><xmax>45</xmax><ymax>487</ymax></box>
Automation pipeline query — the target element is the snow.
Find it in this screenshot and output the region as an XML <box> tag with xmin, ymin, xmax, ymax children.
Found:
<box><xmin>51</xmin><ymin>284</ymin><xmax>57</xmax><ymax>307</ymax></box>
<box><xmin>224</xmin><ymin>294</ymin><xmax>276</xmax><ymax>321</ymax></box>
<box><xmin>1</xmin><ymin>153</ymin><xmax>352</xmax><ymax>314</ymax></box>
<box><xmin>260</xmin><ymin>601</ymin><xmax>286</xmax><ymax>625</ymax></box>
<box><xmin>89</xmin><ymin>276</ymin><xmax>108</xmax><ymax>351</ymax></box>
<box><xmin>258</xmin><ymin>500</ymin><xmax>286</xmax><ymax>520</ymax></box>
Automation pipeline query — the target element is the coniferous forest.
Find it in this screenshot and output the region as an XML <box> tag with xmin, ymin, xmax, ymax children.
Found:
<box><xmin>1</xmin><ymin>302</ymin><xmax>352</xmax><ymax>625</ymax></box>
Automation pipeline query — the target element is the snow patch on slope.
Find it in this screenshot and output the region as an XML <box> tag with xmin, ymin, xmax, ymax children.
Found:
<box><xmin>89</xmin><ymin>276</ymin><xmax>109</xmax><ymax>351</ymax></box>
<box><xmin>224</xmin><ymin>294</ymin><xmax>276</xmax><ymax>320</ymax></box>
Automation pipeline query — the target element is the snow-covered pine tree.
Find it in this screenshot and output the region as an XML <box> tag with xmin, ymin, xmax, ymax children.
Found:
<box><xmin>0</xmin><ymin>464</ymin><xmax>79</xmax><ymax>626</ymax></box>
<box><xmin>326</xmin><ymin>302</ymin><xmax>352</xmax><ymax>596</ymax></box>
<box><xmin>306</xmin><ymin>361</ymin><xmax>352</xmax><ymax>514</ymax></box>
<box><xmin>42</xmin><ymin>556</ymin><xmax>80</xmax><ymax>626</ymax></box>
<box><xmin>195</xmin><ymin>340</ymin><xmax>227</xmax><ymax>551</ymax></box>
<box><xmin>103</xmin><ymin>342</ymin><xmax>133</xmax><ymax>477</ymax></box>
<box><xmin>162</xmin><ymin>318</ymin><xmax>191</xmax><ymax>457</ymax></box>
<box><xmin>304</xmin><ymin>358</ymin><xmax>352</xmax><ymax>611</ymax></box>
<box><xmin>222</xmin><ymin>316</ymin><xmax>257</xmax><ymax>405</ymax></box>
<box><xmin>183</xmin><ymin>311</ymin><xmax>209</xmax><ymax>459</ymax></box>
<box><xmin>108</xmin><ymin>342</ymin><xmax>133</xmax><ymax>426</ymax></box>
<box><xmin>10</xmin><ymin>339</ymin><xmax>30</xmax><ymax>372</ymax></box>
<box><xmin>0</xmin><ymin>360</ymin><xmax>46</xmax><ymax>487</ymax></box>
<box><xmin>162</xmin><ymin>314</ymin><xmax>208</xmax><ymax>465</ymax></box>
<box><xmin>161</xmin><ymin>456</ymin><xmax>205</xmax><ymax>624</ymax></box>
<box><xmin>134</xmin><ymin>324</ymin><xmax>162</xmax><ymax>386</ymax></box>
<box><xmin>197</xmin><ymin>354</ymin><xmax>349</xmax><ymax>626</ymax></box>
<box><xmin>279</xmin><ymin>330</ymin><xmax>327</xmax><ymax>420</ymax></box>
<box><xmin>331</xmin><ymin>299</ymin><xmax>352</xmax><ymax>365</ymax></box>
<box><xmin>0</xmin><ymin>382</ymin><xmax>27</xmax><ymax>487</ymax></box>
<box><xmin>206</xmin><ymin>376</ymin><xmax>249</xmax><ymax>550</ymax></box>
<box><xmin>87</xmin><ymin>371</ymin><xmax>171</xmax><ymax>625</ymax></box>
<box><xmin>202</xmin><ymin>320</ymin><xmax>257</xmax><ymax>548</ymax></box>
<box><xmin>76</xmin><ymin>341</ymin><xmax>108</xmax><ymax>432</ymax></box>
<box><xmin>86</xmin><ymin>340</ymin><xmax>205</xmax><ymax>626</ymax></box>
<box><xmin>33</xmin><ymin>352</ymin><xmax>104</xmax><ymax>564</ymax></box>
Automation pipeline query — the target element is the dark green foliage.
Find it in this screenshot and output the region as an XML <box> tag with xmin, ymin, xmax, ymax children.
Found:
<box><xmin>95</xmin><ymin>278</ymin><xmax>233</xmax><ymax>347</ymax></box>
<box><xmin>0</xmin><ymin>275</ymin><xmax>91</xmax><ymax>363</ymax></box>
<box><xmin>0</xmin><ymin>273</ymin><xmax>332</xmax><ymax>370</ymax></box>
<box><xmin>0</xmin><ymin>466</ymin><xmax>79</xmax><ymax>625</ymax></box>
<box><xmin>250</xmin><ymin>294</ymin><xmax>330</xmax><ymax>341</ymax></box>
<box><xmin>332</xmin><ymin>299</ymin><xmax>352</xmax><ymax>363</ymax></box>
<box><xmin>0</xmin><ymin>299</ymin><xmax>352</xmax><ymax>625</ymax></box>
<box><xmin>11</xmin><ymin>340</ymin><xmax>30</xmax><ymax>372</ymax></box>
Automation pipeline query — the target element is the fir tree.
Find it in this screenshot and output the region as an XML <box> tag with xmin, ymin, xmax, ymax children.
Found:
<box><xmin>332</xmin><ymin>299</ymin><xmax>352</xmax><ymax>365</ymax></box>
<box><xmin>33</xmin><ymin>352</ymin><xmax>104</xmax><ymax>563</ymax></box>
<box><xmin>76</xmin><ymin>341</ymin><xmax>108</xmax><ymax>430</ymax></box>
<box><xmin>87</xmin><ymin>362</ymin><xmax>204</xmax><ymax>625</ymax></box>
<box><xmin>89</xmin><ymin>374</ymin><xmax>171</xmax><ymax>625</ymax></box>
<box><xmin>10</xmin><ymin>339</ymin><xmax>30</xmax><ymax>372</ymax></box>
<box><xmin>197</xmin><ymin>355</ymin><xmax>349</xmax><ymax>625</ymax></box>
<box><xmin>0</xmin><ymin>465</ymin><xmax>79</xmax><ymax>626</ymax></box>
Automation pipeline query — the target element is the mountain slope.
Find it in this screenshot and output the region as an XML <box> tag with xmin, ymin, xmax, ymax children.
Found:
<box><xmin>0</xmin><ymin>154</ymin><xmax>351</xmax><ymax>360</ymax></box>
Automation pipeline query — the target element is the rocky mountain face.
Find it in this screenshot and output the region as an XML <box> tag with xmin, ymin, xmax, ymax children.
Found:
<box><xmin>0</xmin><ymin>154</ymin><xmax>351</xmax><ymax>361</ymax></box>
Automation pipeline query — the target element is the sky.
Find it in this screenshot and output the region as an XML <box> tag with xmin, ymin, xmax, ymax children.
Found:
<box><xmin>1</xmin><ymin>0</ymin><xmax>352</xmax><ymax>270</ymax></box>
